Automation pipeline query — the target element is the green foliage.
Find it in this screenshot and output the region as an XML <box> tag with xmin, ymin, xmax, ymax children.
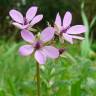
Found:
<box><xmin>81</xmin><ymin>3</ymin><xmax>91</xmax><ymax>57</ymax></box>
<box><xmin>80</xmin><ymin>2</ymin><xmax>96</xmax><ymax>57</ymax></box>
<box><xmin>0</xmin><ymin>41</ymin><xmax>96</xmax><ymax>95</ymax></box>
<box><xmin>71</xmin><ymin>79</ymin><xmax>81</xmax><ymax>96</ymax></box>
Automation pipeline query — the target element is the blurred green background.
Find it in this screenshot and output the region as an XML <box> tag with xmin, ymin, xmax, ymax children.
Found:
<box><xmin>0</xmin><ymin>0</ymin><xmax>96</xmax><ymax>96</ymax></box>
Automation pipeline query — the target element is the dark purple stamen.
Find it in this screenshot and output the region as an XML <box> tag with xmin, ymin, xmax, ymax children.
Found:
<box><xmin>35</xmin><ymin>41</ymin><xmax>41</xmax><ymax>49</ymax></box>
<box><xmin>60</xmin><ymin>26</ymin><xmax>70</xmax><ymax>35</ymax></box>
<box><xmin>24</xmin><ymin>17</ymin><xmax>28</xmax><ymax>25</ymax></box>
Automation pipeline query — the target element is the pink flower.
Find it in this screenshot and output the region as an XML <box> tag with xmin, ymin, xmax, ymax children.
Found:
<box><xmin>9</xmin><ymin>6</ymin><xmax>43</xmax><ymax>30</ymax></box>
<box><xmin>54</xmin><ymin>11</ymin><xmax>86</xmax><ymax>44</ymax></box>
<box><xmin>19</xmin><ymin>27</ymin><xmax>59</xmax><ymax>64</ymax></box>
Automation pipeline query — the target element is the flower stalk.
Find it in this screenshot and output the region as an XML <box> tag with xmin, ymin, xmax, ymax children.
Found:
<box><xmin>36</xmin><ymin>62</ymin><xmax>40</xmax><ymax>96</ymax></box>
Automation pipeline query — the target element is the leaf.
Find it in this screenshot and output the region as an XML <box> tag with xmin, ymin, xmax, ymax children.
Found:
<box><xmin>80</xmin><ymin>5</ymin><xmax>91</xmax><ymax>57</ymax></box>
<box><xmin>0</xmin><ymin>90</ymin><xmax>5</xmax><ymax>96</ymax></box>
<box><xmin>6</xmin><ymin>78</ymin><xmax>17</xmax><ymax>96</ymax></box>
<box><xmin>3</xmin><ymin>43</ymin><xmax>18</xmax><ymax>58</ymax></box>
<box><xmin>90</xmin><ymin>16</ymin><xmax>96</xmax><ymax>29</ymax></box>
<box><xmin>71</xmin><ymin>79</ymin><xmax>82</xmax><ymax>96</ymax></box>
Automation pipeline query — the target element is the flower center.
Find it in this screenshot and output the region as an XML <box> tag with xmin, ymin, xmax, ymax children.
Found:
<box><xmin>24</xmin><ymin>17</ymin><xmax>28</xmax><ymax>25</ymax></box>
<box><xmin>60</xmin><ymin>26</ymin><xmax>70</xmax><ymax>35</ymax></box>
<box><xmin>34</xmin><ymin>41</ymin><xmax>42</xmax><ymax>50</ymax></box>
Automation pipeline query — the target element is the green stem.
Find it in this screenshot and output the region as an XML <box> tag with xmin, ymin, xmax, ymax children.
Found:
<box><xmin>36</xmin><ymin>62</ymin><xmax>40</xmax><ymax>96</ymax></box>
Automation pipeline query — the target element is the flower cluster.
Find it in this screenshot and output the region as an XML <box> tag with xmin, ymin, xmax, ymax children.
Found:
<box><xmin>9</xmin><ymin>6</ymin><xmax>86</xmax><ymax>64</ymax></box>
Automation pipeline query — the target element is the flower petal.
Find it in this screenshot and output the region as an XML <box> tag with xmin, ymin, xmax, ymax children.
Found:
<box><xmin>19</xmin><ymin>45</ymin><xmax>34</xmax><ymax>56</ymax></box>
<box><xmin>30</xmin><ymin>15</ymin><xmax>43</xmax><ymax>26</ymax></box>
<box><xmin>35</xmin><ymin>50</ymin><xmax>46</xmax><ymax>64</ymax></box>
<box><xmin>66</xmin><ymin>25</ymin><xmax>86</xmax><ymax>34</ymax></box>
<box><xmin>42</xmin><ymin>46</ymin><xmax>59</xmax><ymax>59</ymax></box>
<box><xmin>55</xmin><ymin>12</ymin><xmax>61</xmax><ymax>26</ymax></box>
<box><xmin>71</xmin><ymin>35</ymin><xmax>84</xmax><ymax>40</ymax></box>
<box><xmin>12</xmin><ymin>22</ymin><xmax>28</xmax><ymax>29</ymax></box>
<box><xmin>63</xmin><ymin>11</ymin><xmax>72</xmax><ymax>29</ymax></box>
<box><xmin>12</xmin><ymin>22</ymin><xmax>23</xmax><ymax>29</ymax></box>
<box><xmin>40</xmin><ymin>27</ymin><xmax>55</xmax><ymax>43</ymax></box>
<box><xmin>26</xmin><ymin>6</ymin><xmax>38</xmax><ymax>22</ymax></box>
<box><xmin>9</xmin><ymin>9</ymin><xmax>24</xmax><ymax>24</ymax></box>
<box><xmin>21</xmin><ymin>30</ymin><xmax>35</xmax><ymax>43</ymax></box>
<box><xmin>63</xmin><ymin>33</ymin><xmax>73</xmax><ymax>44</ymax></box>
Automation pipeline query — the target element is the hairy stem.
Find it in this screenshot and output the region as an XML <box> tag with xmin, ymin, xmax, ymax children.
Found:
<box><xmin>36</xmin><ymin>62</ymin><xmax>40</xmax><ymax>96</ymax></box>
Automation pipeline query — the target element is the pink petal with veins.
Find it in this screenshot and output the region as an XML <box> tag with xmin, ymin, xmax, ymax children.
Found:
<box><xmin>9</xmin><ymin>9</ymin><xmax>24</xmax><ymax>24</ymax></box>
